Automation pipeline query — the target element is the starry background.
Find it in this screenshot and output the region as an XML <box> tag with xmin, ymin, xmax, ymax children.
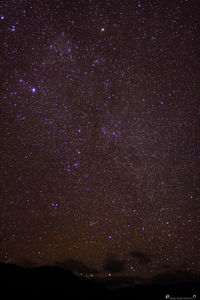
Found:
<box><xmin>0</xmin><ymin>0</ymin><xmax>200</xmax><ymax>281</ymax></box>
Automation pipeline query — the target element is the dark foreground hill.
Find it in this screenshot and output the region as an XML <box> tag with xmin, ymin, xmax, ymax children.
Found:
<box><xmin>0</xmin><ymin>263</ymin><xmax>199</xmax><ymax>299</ymax></box>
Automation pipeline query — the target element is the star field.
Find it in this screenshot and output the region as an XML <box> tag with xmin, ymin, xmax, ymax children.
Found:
<box><xmin>0</xmin><ymin>0</ymin><xmax>200</xmax><ymax>280</ymax></box>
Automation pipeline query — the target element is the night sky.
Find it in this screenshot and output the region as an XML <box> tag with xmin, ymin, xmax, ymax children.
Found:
<box><xmin>1</xmin><ymin>0</ymin><xmax>200</xmax><ymax>281</ymax></box>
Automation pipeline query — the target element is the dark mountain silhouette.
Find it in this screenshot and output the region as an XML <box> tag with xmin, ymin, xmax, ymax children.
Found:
<box><xmin>0</xmin><ymin>263</ymin><xmax>109</xmax><ymax>298</ymax></box>
<box><xmin>0</xmin><ymin>263</ymin><xmax>199</xmax><ymax>299</ymax></box>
